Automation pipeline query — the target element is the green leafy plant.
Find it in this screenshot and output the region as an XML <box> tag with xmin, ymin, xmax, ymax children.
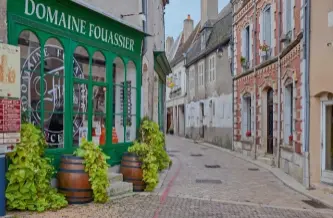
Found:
<box><xmin>5</xmin><ymin>124</ymin><xmax>68</xmax><ymax>212</ymax></box>
<box><xmin>128</xmin><ymin>118</ymin><xmax>171</xmax><ymax>191</ymax></box>
<box><xmin>74</xmin><ymin>139</ymin><xmax>110</xmax><ymax>203</ymax></box>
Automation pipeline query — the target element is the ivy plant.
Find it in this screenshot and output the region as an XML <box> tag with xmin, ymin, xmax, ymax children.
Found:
<box><xmin>128</xmin><ymin>118</ymin><xmax>171</xmax><ymax>191</ymax></box>
<box><xmin>74</xmin><ymin>139</ymin><xmax>110</xmax><ymax>203</ymax></box>
<box><xmin>5</xmin><ymin>124</ymin><xmax>68</xmax><ymax>212</ymax></box>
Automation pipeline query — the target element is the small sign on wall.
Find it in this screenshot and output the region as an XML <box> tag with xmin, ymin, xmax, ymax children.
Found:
<box><xmin>0</xmin><ymin>43</ymin><xmax>21</xmax><ymax>154</ymax></box>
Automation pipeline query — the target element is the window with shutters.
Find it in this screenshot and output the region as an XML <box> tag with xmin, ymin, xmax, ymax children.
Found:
<box><xmin>284</xmin><ymin>0</ymin><xmax>293</xmax><ymax>36</ymax></box>
<box><xmin>263</xmin><ymin>5</ymin><xmax>271</xmax><ymax>47</ymax></box>
<box><xmin>198</xmin><ymin>61</ymin><xmax>205</xmax><ymax>87</ymax></box>
<box><xmin>241</xmin><ymin>25</ymin><xmax>251</xmax><ymax>70</ymax></box>
<box><xmin>284</xmin><ymin>83</ymin><xmax>293</xmax><ymax>144</ymax></box>
<box><xmin>189</xmin><ymin>67</ymin><xmax>195</xmax><ymax>97</ymax></box>
<box><xmin>208</xmin><ymin>54</ymin><xmax>216</xmax><ymax>82</ymax></box>
<box><xmin>242</xmin><ymin>93</ymin><xmax>252</xmax><ymax>136</ymax></box>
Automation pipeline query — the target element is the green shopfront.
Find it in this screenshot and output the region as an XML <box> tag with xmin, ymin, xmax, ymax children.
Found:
<box><xmin>7</xmin><ymin>0</ymin><xmax>145</xmax><ymax>167</ymax></box>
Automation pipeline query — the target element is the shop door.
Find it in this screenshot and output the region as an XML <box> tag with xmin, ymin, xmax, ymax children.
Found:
<box><xmin>267</xmin><ymin>88</ymin><xmax>274</xmax><ymax>154</ymax></box>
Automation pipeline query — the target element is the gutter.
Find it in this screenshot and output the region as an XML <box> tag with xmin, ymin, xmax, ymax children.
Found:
<box><xmin>253</xmin><ymin>0</ymin><xmax>258</xmax><ymax>160</ymax></box>
<box><xmin>303</xmin><ymin>0</ymin><xmax>311</xmax><ymax>189</ymax></box>
<box><xmin>231</xmin><ymin>5</ymin><xmax>235</xmax><ymax>151</ymax></box>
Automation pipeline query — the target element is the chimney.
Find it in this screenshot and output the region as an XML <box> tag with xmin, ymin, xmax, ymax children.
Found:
<box><xmin>183</xmin><ymin>14</ymin><xmax>194</xmax><ymax>43</ymax></box>
<box><xmin>165</xmin><ymin>36</ymin><xmax>174</xmax><ymax>56</ymax></box>
<box><xmin>201</xmin><ymin>0</ymin><xmax>218</xmax><ymax>27</ymax></box>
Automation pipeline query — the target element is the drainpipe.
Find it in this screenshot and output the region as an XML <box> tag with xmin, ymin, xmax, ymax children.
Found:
<box><xmin>231</xmin><ymin>2</ymin><xmax>235</xmax><ymax>151</ymax></box>
<box><xmin>303</xmin><ymin>0</ymin><xmax>311</xmax><ymax>189</ymax></box>
<box><xmin>253</xmin><ymin>0</ymin><xmax>258</xmax><ymax>160</ymax></box>
<box><xmin>277</xmin><ymin>0</ymin><xmax>282</xmax><ymax>168</ymax></box>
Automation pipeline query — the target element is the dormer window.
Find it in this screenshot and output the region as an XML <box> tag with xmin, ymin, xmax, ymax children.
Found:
<box><xmin>201</xmin><ymin>32</ymin><xmax>206</xmax><ymax>50</ymax></box>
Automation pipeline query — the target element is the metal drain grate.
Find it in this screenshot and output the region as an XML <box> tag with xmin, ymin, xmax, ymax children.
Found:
<box><xmin>205</xmin><ymin>164</ymin><xmax>221</xmax><ymax>168</ymax></box>
<box><xmin>248</xmin><ymin>168</ymin><xmax>259</xmax><ymax>171</ymax></box>
<box><xmin>196</xmin><ymin>179</ymin><xmax>222</xmax><ymax>184</ymax></box>
<box><xmin>302</xmin><ymin>200</ymin><xmax>330</xmax><ymax>209</ymax></box>
<box><xmin>191</xmin><ymin>153</ymin><xmax>203</xmax><ymax>157</ymax></box>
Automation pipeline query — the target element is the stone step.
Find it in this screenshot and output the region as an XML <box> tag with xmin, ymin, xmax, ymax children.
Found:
<box><xmin>108</xmin><ymin>181</ymin><xmax>133</xmax><ymax>197</ymax></box>
<box><xmin>108</xmin><ymin>171</ymin><xmax>123</xmax><ymax>183</ymax></box>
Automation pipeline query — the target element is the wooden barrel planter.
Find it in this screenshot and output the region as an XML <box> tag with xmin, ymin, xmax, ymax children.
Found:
<box><xmin>120</xmin><ymin>152</ymin><xmax>146</xmax><ymax>192</ymax></box>
<box><xmin>57</xmin><ymin>155</ymin><xmax>93</xmax><ymax>204</ymax></box>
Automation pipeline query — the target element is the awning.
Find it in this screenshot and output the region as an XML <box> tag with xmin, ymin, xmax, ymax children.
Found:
<box><xmin>154</xmin><ymin>51</ymin><xmax>172</xmax><ymax>83</ymax></box>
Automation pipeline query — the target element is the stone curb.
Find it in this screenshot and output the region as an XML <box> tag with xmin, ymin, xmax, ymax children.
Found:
<box><xmin>181</xmin><ymin>137</ymin><xmax>333</xmax><ymax>210</ymax></box>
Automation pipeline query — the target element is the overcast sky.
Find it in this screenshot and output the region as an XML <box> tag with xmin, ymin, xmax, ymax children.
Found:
<box><xmin>165</xmin><ymin>0</ymin><xmax>230</xmax><ymax>39</ymax></box>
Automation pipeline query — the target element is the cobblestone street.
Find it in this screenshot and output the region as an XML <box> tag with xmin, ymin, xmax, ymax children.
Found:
<box><xmin>10</xmin><ymin>136</ymin><xmax>333</xmax><ymax>218</ymax></box>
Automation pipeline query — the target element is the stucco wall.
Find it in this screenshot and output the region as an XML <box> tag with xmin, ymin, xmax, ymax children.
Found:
<box><xmin>0</xmin><ymin>0</ymin><xmax>7</xmax><ymax>43</ymax></box>
<box><xmin>309</xmin><ymin>0</ymin><xmax>333</xmax><ymax>184</ymax></box>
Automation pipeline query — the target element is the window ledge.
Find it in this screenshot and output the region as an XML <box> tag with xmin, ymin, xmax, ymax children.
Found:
<box><xmin>281</xmin><ymin>144</ymin><xmax>293</xmax><ymax>152</ymax></box>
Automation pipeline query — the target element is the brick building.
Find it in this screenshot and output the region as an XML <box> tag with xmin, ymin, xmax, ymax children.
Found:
<box><xmin>231</xmin><ymin>0</ymin><xmax>306</xmax><ymax>184</ymax></box>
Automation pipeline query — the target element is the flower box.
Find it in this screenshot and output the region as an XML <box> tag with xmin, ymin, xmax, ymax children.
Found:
<box><xmin>246</xmin><ymin>131</ymin><xmax>251</xmax><ymax>137</ymax></box>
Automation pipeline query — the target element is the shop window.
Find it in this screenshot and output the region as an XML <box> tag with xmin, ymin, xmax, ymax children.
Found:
<box><xmin>126</xmin><ymin>61</ymin><xmax>137</xmax><ymax>142</ymax></box>
<box><xmin>113</xmin><ymin>57</ymin><xmax>126</xmax><ymax>143</ymax></box>
<box><xmin>72</xmin><ymin>46</ymin><xmax>89</xmax><ymax>147</ymax></box>
<box><xmin>284</xmin><ymin>82</ymin><xmax>293</xmax><ymax>144</ymax></box>
<box><xmin>242</xmin><ymin>93</ymin><xmax>252</xmax><ymax>137</ymax></box>
<box><xmin>43</xmin><ymin>38</ymin><xmax>65</xmax><ymax>149</ymax></box>
<box><xmin>19</xmin><ymin>30</ymin><xmax>41</xmax><ymax>128</ymax></box>
<box><xmin>92</xmin><ymin>52</ymin><xmax>107</xmax><ymax>145</ymax></box>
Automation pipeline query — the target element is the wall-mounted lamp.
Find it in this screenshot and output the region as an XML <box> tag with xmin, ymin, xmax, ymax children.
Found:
<box><xmin>120</xmin><ymin>12</ymin><xmax>146</xmax><ymax>22</ymax></box>
<box><xmin>217</xmin><ymin>47</ymin><xmax>223</xmax><ymax>58</ymax></box>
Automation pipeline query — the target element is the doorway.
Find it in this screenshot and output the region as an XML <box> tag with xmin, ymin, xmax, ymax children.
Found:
<box><xmin>267</xmin><ymin>88</ymin><xmax>274</xmax><ymax>154</ymax></box>
<box><xmin>321</xmin><ymin>101</ymin><xmax>333</xmax><ymax>184</ymax></box>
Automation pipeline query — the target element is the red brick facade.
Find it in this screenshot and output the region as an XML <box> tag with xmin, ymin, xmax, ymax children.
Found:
<box><xmin>232</xmin><ymin>0</ymin><xmax>304</xmax><ymax>179</ymax></box>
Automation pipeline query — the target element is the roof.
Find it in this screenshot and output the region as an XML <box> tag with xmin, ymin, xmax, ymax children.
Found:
<box><xmin>185</xmin><ymin>4</ymin><xmax>232</xmax><ymax>67</ymax></box>
<box><xmin>169</xmin><ymin>23</ymin><xmax>201</xmax><ymax>67</ymax></box>
<box><xmin>167</xmin><ymin>32</ymin><xmax>182</xmax><ymax>61</ymax></box>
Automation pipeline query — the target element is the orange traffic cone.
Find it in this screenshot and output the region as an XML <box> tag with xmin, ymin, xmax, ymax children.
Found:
<box><xmin>112</xmin><ymin>127</ymin><xmax>118</xmax><ymax>144</ymax></box>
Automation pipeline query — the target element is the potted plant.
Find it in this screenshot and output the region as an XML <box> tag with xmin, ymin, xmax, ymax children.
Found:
<box><xmin>259</xmin><ymin>42</ymin><xmax>270</xmax><ymax>60</ymax></box>
<box><xmin>240</xmin><ymin>56</ymin><xmax>249</xmax><ymax>70</ymax></box>
<box><xmin>289</xmin><ymin>135</ymin><xmax>293</xmax><ymax>145</ymax></box>
<box><xmin>246</xmin><ymin>130</ymin><xmax>251</xmax><ymax>137</ymax></box>
<box><xmin>126</xmin><ymin>118</ymin><xmax>172</xmax><ymax>191</ymax></box>
<box><xmin>5</xmin><ymin>124</ymin><xmax>68</xmax><ymax>212</ymax></box>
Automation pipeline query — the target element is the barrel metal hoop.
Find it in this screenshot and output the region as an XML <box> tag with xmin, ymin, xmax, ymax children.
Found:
<box><xmin>58</xmin><ymin>187</ymin><xmax>92</xmax><ymax>192</ymax></box>
<box><xmin>58</xmin><ymin>169</ymin><xmax>87</xmax><ymax>173</ymax></box>
<box><xmin>121</xmin><ymin>159</ymin><xmax>142</xmax><ymax>163</ymax></box>
<box><xmin>123</xmin><ymin>152</ymin><xmax>139</xmax><ymax>157</ymax></box>
<box><xmin>123</xmin><ymin>178</ymin><xmax>144</xmax><ymax>182</ymax></box>
<box><xmin>61</xmin><ymin>161</ymin><xmax>85</xmax><ymax>165</ymax></box>
<box><xmin>61</xmin><ymin>155</ymin><xmax>84</xmax><ymax>160</ymax></box>
<box><xmin>120</xmin><ymin>164</ymin><xmax>142</xmax><ymax>169</ymax></box>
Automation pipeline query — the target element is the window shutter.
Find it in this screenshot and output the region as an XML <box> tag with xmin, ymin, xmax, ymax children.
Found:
<box><xmin>213</xmin><ymin>57</ymin><xmax>215</xmax><ymax>80</ymax></box>
<box><xmin>242</xmin><ymin>98</ymin><xmax>248</xmax><ymax>136</ymax></box>
<box><xmin>249</xmin><ymin>24</ymin><xmax>253</xmax><ymax>67</ymax></box>
<box><xmin>265</xmin><ymin>8</ymin><xmax>271</xmax><ymax>46</ymax></box>
<box><xmin>284</xmin><ymin>90</ymin><xmax>291</xmax><ymax>143</ymax></box>
<box><xmin>259</xmin><ymin>13</ymin><xmax>263</xmax><ymax>46</ymax></box>
<box><xmin>241</xmin><ymin>29</ymin><xmax>246</xmax><ymax>57</ymax></box>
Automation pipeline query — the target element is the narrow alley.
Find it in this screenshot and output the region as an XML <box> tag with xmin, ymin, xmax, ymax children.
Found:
<box><xmin>13</xmin><ymin>136</ymin><xmax>333</xmax><ymax>218</ymax></box>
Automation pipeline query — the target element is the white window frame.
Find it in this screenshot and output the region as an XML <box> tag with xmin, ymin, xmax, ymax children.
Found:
<box><xmin>242</xmin><ymin>93</ymin><xmax>252</xmax><ymax>137</ymax></box>
<box><xmin>189</xmin><ymin>67</ymin><xmax>195</xmax><ymax>96</ymax></box>
<box><xmin>208</xmin><ymin>54</ymin><xmax>216</xmax><ymax>82</ymax></box>
<box><xmin>283</xmin><ymin>0</ymin><xmax>294</xmax><ymax>37</ymax></box>
<box><xmin>198</xmin><ymin>61</ymin><xmax>205</xmax><ymax>87</ymax></box>
<box><xmin>284</xmin><ymin>82</ymin><xmax>294</xmax><ymax>144</ymax></box>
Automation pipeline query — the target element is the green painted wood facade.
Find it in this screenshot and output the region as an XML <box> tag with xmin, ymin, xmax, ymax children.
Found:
<box><xmin>7</xmin><ymin>0</ymin><xmax>145</xmax><ymax>168</ymax></box>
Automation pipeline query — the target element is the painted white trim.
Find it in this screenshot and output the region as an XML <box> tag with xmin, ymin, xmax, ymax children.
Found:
<box><xmin>249</xmin><ymin>23</ymin><xmax>253</xmax><ymax>67</ymax></box>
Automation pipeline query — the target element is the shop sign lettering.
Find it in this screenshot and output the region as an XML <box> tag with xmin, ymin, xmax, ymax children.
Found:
<box><xmin>24</xmin><ymin>0</ymin><xmax>136</xmax><ymax>52</ymax></box>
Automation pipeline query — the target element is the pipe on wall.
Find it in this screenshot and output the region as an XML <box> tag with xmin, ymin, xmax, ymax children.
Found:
<box><xmin>303</xmin><ymin>0</ymin><xmax>311</xmax><ymax>189</ymax></box>
<box><xmin>277</xmin><ymin>0</ymin><xmax>282</xmax><ymax>168</ymax></box>
<box><xmin>253</xmin><ymin>0</ymin><xmax>258</xmax><ymax>160</ymax></box>
<box><xmin>231</xmin><ymin>3</ymin><xmax>235</xmax><ymax>151</ymax></box>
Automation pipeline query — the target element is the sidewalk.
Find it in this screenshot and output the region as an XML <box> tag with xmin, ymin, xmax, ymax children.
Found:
<box><xmin>180</xmin><ymin>136</ymin><xmax>333</xmax><ymax>209</ymax></box>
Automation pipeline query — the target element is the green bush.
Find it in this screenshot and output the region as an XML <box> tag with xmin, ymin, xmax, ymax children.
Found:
<box><xmin>5</xmin><ymin>124</ymin><xmax>68</xmax><ymax>212</ymax></box>
<box><xmin>74</xmin><ymin>139</ymin><xmax>110</xmax><ymax>203</ymax></box>
<box><xmin>128</xmin><ymin>119</ymin><xmax>171</xmax><ymax>191</ymax></box>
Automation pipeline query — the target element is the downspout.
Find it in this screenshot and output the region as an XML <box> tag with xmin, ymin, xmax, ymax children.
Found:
<box><xmin>303</xmin><ymin>0</ymin><xmax>311</xmax><ymax>189</ymax></box>
<box><xmin>277</xmin><ymin>0</ymin><xmax>282</xmax><ymax>168</ymax></box>
<box><xmin>253</xmin><ymin>0</ymin><xmax>258</xmax><ymax>160</ymax></box>
<box><xmin>231</xmin><ymin>2</ymin><xmax>235</xmax><ymax>151</ymax></box>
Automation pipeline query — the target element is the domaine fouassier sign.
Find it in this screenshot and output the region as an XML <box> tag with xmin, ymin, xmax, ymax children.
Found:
<box><xmin>24</xmin><ymin>0</ymin><xmax>136</xmax><ymax>52</ymax></box>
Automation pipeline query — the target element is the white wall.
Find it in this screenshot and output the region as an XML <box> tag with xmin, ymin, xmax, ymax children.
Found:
<box><xmin>185</xmin><ymin>94</ymin><xmax>232</xmax><ymax>128</ymax></box>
